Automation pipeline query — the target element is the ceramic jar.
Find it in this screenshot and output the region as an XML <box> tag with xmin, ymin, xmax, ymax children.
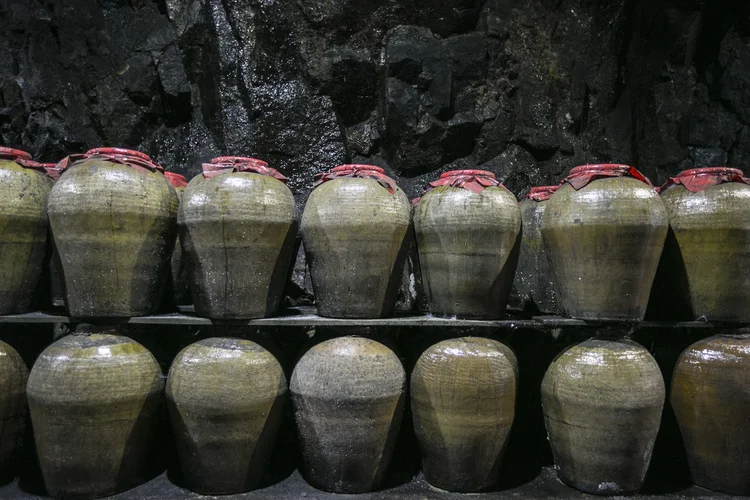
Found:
<box><xmin>48</xmin><ymin>148</ymin><xmax>178</xmax><ymax>317</ymax></box>
<box><xmin>290</xmin><ymin>337</ymin><xmax>406</xmax><ymax>493</ymax></box>
<box><xmin>658</xmin><ymin>168</ymin><xmax>750</xmax><ymax>322</ymax></box>
<box><xmin>167</xmin><ymin>338</ymin><xmax>286</xmax><ymax>494</ymax></box>
<box><xmin>163</xmin><ymin>171</ymin><xmax>190</xmax><ymax>307</ymax></box>
<box><xmin>411</xmin><ymin>337</ymin><xmax>517</xmax><ymax>491</ymax></box>
<box><xmin>0</xmin><ymin>340</ymin><xmax>28</xmax><ymax>481</ymax></box>
<box><xmin>179</xmin><ymin>157</ymin><xmax>297</xmax><ymax>319</ymax></box>
<box><xmin>511</xmin><ymin>185</ymin><xmax>561</xmax><ymax>314</ymax></box>
<box><xmin>671</xmin><ymin>333</ymin><xmax>750</xmax><ymax>494</ymax></box>
<box><xmin>541</xmin><ymin>338</ymin><xmax>664</xmax><ymax>495</ymax></box>
<box><xmin>542</xmin><ymin>165</ymin><xmax>668</xmax><ymax>321</ymax></box>
<box><xmin>0</xmin><ymin>147</ymin><xmax>51</xmax><ymax>314</ymax></box>
<box><xmin>301</xmin><ymin>165</ymin><xmax>410</xmax><ymax>318</ymax></box>
<box><xmin>27</xmin><ymin>330</ymin><xmax>163</xmax><ymax>499</ymax></box>
<box><xmin>413</xmin><ymin>170</ymin><xmax>521</xmax><ymax>319</ymax></box>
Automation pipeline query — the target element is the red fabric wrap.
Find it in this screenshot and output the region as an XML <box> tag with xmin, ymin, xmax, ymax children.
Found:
<box><xmin>525</xmin><ymin>185</ymin><xmax>560</xmax><ymax>201</ymax></box>
<box><xmin>659</xmin><ymin>167</ymin><xmax>748</xmax><ymax>193</ymax></box>
<box><xmin>37</xmin><ymin>162</ymin><xmax>64</xmax><ymax>180</ymax></box>
<box><xmin>313</xmin><ymin>164</ymin><xmax>398</xmax><ymax>194</ymax></box>
<box><xmin>564</xmin><ymin>164</ymin><xmax>653</xmax><ymax>190</ymax></box>
<box><xmin>202</xmin><ymin>156</ymin><xmax>287</xmax><ymax>182</ymax></box>
<box><xmin>164</xmin><ymin>171</ymin><xmax>188</xmax><ymax>188</ymax></box>
<box><xmin>423</xmin><ymin>169</ymin><xmax>503</xmax><ymax>195</ymax></box>
<box><xmin>0</xmin><ymin>147</ymin><xmax>49</xmax><ymax>173</ymax></box>
<box><xmin>77</xmin><ymin>147</ymin><xmax>165</xmax><ymax>174</ymax></box>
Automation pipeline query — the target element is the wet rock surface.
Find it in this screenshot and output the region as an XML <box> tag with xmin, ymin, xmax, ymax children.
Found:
<box><xmin>2</xmin><ymin>0</ymin><xmax>749</xmax><ymax>202</ymax></box>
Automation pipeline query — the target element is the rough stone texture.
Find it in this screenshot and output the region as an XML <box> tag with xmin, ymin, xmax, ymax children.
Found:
<box><xmin>3</xmin><ymin>0</ymin><xmax>750</xmax><ymax>203</ymax></box>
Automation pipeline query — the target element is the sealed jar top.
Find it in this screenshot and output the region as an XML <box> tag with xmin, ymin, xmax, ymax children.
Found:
<box><xmin>0</xmin><ymin>146</ymin><xmax>50</xmax><ymax>175</ymax></box>
<box><xmin>61</xmin><ymin>147</ymin><xmax>165</xmax><ymax>174</ymax></box>
<box><xmin>202</xmin><ymin>156</ymin><xmax>287</xmax><ymax>183</ymax></box>
<box><xmin>564</xmin><ymin>163</ymin><xmax>653</xmax><ymax>190</ymax></box>
<box><xmin>313</xmin><ymin>164</ymin><xmax>398</xmax><ymax>194</ymax></box>
<box><xmin>164</xmin><ymin>171</ymin><xmax>188</xmax><ymax>188</ymax></box>
<box><xmin>524</xmin><ymin>185</ymin><xmax>560</xmax><ymax>201</ymax></box>
<box><xmin>421</xmin><ymin>169</ymin><xmax>505</xmax><ymax>195</ymax></box>
<box><xmin>659</xmin><ymin>166</ymin><xmax>748</xmax><ymax>193</ymax></box>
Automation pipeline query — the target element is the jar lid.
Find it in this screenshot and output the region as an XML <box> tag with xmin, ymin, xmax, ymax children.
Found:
<box><xmin>164</xmin><ymin>171</ymin><xmax>188</xmax><ymax>188</ymax></box>
<box><xmin>660</xmin><ymin>166</ymin><xmax>748</xmax><ymax>193</ymax></box>
<box><xmin>420</xmin><ymin>169</ymin><xmax>504</xmax><ymax>195</ymax></box>
<box><xmin>564</xmin><ymin>163</ymin><xmax>653</xmax><ymax>190</ymax></box>
<box><xmin>0</xmin><ymin>146</ymin><xmax>32</xmax><ymax>162</ymax></box>
<box><xmin>82</xmin><ymin>147</ymin><xmax>164</xmax><ymax>173</ymax></box>
<box><xmin>525</xmin><ymin>185</ymin><xmax>560</xmax><ymax>201</ymax></box>
<box><xmin>313</xmin><ymin>164</ymin><xmax>398</xmax><ymax>194</ymax></box>
<box><xmin>203</xmin><ymin>156</ymin><xmax>287</xmax><ymax>183</ymax></box>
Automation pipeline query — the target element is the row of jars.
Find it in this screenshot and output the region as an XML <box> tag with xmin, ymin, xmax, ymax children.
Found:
<box><xmin>3</xmin><ymin>146</ymin><xmax>749</xmax><ymax>322</ymax></box>
<box><xmin>0</xmin><ymin>329</ymin><xmax>746</xmax><ymax>498</ymax></box>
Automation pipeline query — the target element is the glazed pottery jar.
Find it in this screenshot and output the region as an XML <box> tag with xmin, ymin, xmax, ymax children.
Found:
<box><xmin>542</xmin><ymin>165</ymin><xmax>668</xmax><ymax>321</ymax></box>
<box><xmin>0</xmin><ymin>340</ymin><xmax>28</xmax><ymax>481</ymax></box>
<box><xmin>27</xmin><ymin>329</ymin><xmax>163</xmax><ymax>499</ymax></box>
<box><xmin>0</xmin><ymin>147</ymin><xmax>51</xmax><ymax>314</ymax></box>
<box><xmin>290</xmin><ymin>336</ymin><xmax>406</xmax><ymax>493</ymax></box>
<box><xmin>671</xmin><ymin>333</ymin><xmax>750</xmax><ymax>494</ymax></box>
<box><xmin>48</xmin><ymin>148</ymin><xmax>178</xmax><ymax>317</ymax></box>
<box><xmin>659</xmin><ymin>168</ymin><xmax>750</xmax><ymax>322</ymax></box>
<box><xmin>163</xmin><ymin>171</ymin><xmax>190</xmax><ymax>307</ymax></box>
<box><xmin>179</xmin><ymin>157</ymin><xmax>297</xmax><ymax>319</ymax></box>
<box><xmin>166</xmin><ymin>338</ymin><xmax>287</xmax><ymax>494</ymax></box>
<box><xmin>413</xmin><ymin>170</ymin><xmax>521</xmax><ymax>319</ymax></box>
<box><xmin>300</xmin><ymin>165</ymin><xmax>410</xmax><ymax>318</ymax></box>
<box><xmin>411</xmin><ymin>337</ymin><xmax>517</xmax><ymax>491</ymax></box>
<box><xmin>511</xmin><ymin>185</ymin><xmax>561</xmax><ymax>314</ymax></box>
<box><xmin>541</xmin><ymin>338</ymin><xmax>664</xmax><ymax>495</ymax></box>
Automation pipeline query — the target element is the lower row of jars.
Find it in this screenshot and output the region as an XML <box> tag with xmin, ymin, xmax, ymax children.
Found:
<box><xmin>0</xmin><ymin>328</ymin><xmax>745</xmax><ymax>499</ymax></box>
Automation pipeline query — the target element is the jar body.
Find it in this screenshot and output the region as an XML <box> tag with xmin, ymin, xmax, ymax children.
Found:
<box><xmin>179</xmin><ymin>173</ymin><xmax>297</xmax><ymax>319</ymax></box>
<box><xmin>660</xmin><ymin>183</ymin><xmax>750</xmax><ymax>322</ymax></box>
<box><xmin>671</xmin><ymin>334</ymin><xmax>750</xmax><ymax>494</ymax></box>
<box><xmin>290</xmin><ymin>337</ymin><xmax>406</xmax><ymax>493</ymax></box>
<box><xmin>414</xmin><ymin>187</ymin><xmax>520</xmax><ymax>319</ymax></box>
<box><xmin>0</xmin><ymin>340</ymin><xmax>28</xmax><ymax>480</ymax></box>
<box><xmin>542</xmin><ymin>178</ymin><xmax>668</xmax><ymax>321</ymax></box>
<box><xmin>167</xmin><ymin>185</ymin><xmax>190</xmax><ymax>307</ymax></box>
<box><xmin>0</xmin><ymin>160</ymin><xmax>50</xmax><ymax>314</ymax></box>
<box><xmin>48</xmin><ymin>160</ymin><xmax>178</xmax><ymax>317</ymax></box>
<box><xmin>166</xmin><ymin>338</ymin><xmax>287</xmax><ymax>494</ymax></box>
<box><xmin>27</xmin><ymin>333</ymin><xmax>163</xmax><ymax>500</ymax></box>
<box><xmin>512</xmin><ymin>198</ymin><xmax>560</xmax><ymax>314</ymax></box>
<box><xmin>301</xmin><ymin>179</ymin><xmax>410</xmax><ymax>318</ymax></box>
<box><xmin>541</xmin><ymin>339</ymin><xmax>664</xmax><ymax>495</ymax></box>
<box><xmin>411</xmin><ymin>337</ymin><xmax>517</xmax><ymax>491</ymax></box>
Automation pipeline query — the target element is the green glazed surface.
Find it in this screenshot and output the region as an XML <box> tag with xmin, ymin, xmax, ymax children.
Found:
<box><xmin>179</xmin><ymin>172</ymin><xmax>297</xmax><ymax>319</ymax></box>
<box><xmin>0</xmin><ymin>340</ymin><xmax>28</xmax><ymax>481</ymax></box>
<box><xmin>48</xmin><ymin>160</ymin><xmax>178</xmax><ymax>317</ymax></box>
<box><xmin>301</xmin><ymin>178</ymin><xmax>410</xmax><ymax>318</ymax></box>
<box><xmin>542</xmin><ymin>177</ymin><xmax>668</xmax><ymax>321</ymax></box>
<box><xmin>0</xmin><ymin>159</ymin><xmax>50</xmax><ymax>314</ymax></box>
<box><xmin>414</xmin><ymin>186</ymin><xmax>520</xmax><ymax>319</ymax></box>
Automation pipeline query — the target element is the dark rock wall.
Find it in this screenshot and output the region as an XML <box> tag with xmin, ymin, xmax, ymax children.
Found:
<box><xmin>2</xmin><ymin>0</ymin><xmax>749</xmax><ymax>200</ymax></box>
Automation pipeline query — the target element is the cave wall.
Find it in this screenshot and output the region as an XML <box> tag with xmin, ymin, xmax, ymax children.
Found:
<box><xmin>2</xmin><ymin>0</ymin><xmax>750</xmax><ymax>201</ymax></box>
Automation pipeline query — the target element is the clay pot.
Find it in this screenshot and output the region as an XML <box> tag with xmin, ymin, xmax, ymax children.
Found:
<box><xmin>658</xmin><ymin>168</ymin><xmax>750</xmax><ymax>322</ymax></box>
<box><xmin>290</xmin><ymin>336</ymin><xmax>406</xmax><ymax>493</ymax></box>
<box><xmin>179</xmin><ymin>157</ymin><xmax>297</xmax><ymax>319</ymax></box>
<box><xmin>166</xmin><ymin>338</ymin><xmax>287</xmax><ymax>494</ymax></box>
<box><xmin>542</xmin><ymin>165</ymin><xmax>668</xmax><ymax>321</ymax></box>
<box><xmin>0</xmin><ymin>147</ymin><xmax>51</xmax><ymax>314</ymax></box>
<box><xmin>511</xmin><ymin>186</ymin><xmax>561</xmax><ymax>314</ymax></box>
<box><xmin>301</xmin><ymin>165</ymin><xmax>410</xmax><ymax>318</ymax></box>
<box><xmin>0</xmin><ymin>340</ymin><xmax>28</xmax><ymax>481</ymax></box>
<box><xmin>162</xmin><ymin>171</ymin><xmax>190</xmax><ymax>307</ymax></box>
<box><xmin>27</xmin><ymin>330</ymin><xmax>163</xmax><ymax>499</ymax></box>
<box><xmin>541</xmin><ymin>338</ymin><xmax>665</xmax><ymax>495</ymax></box>
<box><xmin>48</xmin><ymin>148</ymin><xmax>178</xmax><ymax>318</ymax></box>
<box><xmin>413</xmin><ymin>170</ymin><xmax>521</xmax><ymax>319</ymax></box>
<box><xmin>671</xmin><ymin>333</ymin><xmax>750</xmax><ymax>494</ymax></box>
<box><xmin>411</xmin><ymin>337</ymin><xmax>517</xmax><ymax>491</ymax></box>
